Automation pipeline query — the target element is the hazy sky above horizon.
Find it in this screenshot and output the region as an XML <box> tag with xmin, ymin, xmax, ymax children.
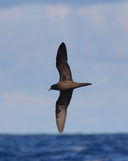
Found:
<box><xmin>0</xmin><ymin>0</ymin><xmax>128</xmax><ymax>134</ymax></box>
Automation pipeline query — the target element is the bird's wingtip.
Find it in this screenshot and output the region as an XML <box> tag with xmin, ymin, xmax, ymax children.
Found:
<box><xmin>57</xmin><ymin>42</ymin><xmax>67</xmax><ymax>55</ymax></box>
<box><xmin>56</xmin><ymin>105</ymin><xmax>67</xmax><ymax>134</ymax></box>
<box><xmin>60</xmin><ymin>42</ymin><xmax>66</xmax><ymax>46</ymax></box>
<box><xmin>57</xmin><ymin>123</ymin><xmax>64</xmax><ymax>134</ymax></box>
<box><xmin>59</xmin><ymin>130</ymin><xmax>63</xmax><ymax>134</ymax></box>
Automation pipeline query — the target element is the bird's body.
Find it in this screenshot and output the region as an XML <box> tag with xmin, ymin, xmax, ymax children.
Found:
<box><xmin>51</xmin><ymin>81</ymin><xmax>91</xmax><ymax>91</ymax></box>
<box><xmin>49</xmin><ymin>42</ymin><xmax>92</xmax><ymax>134</ymax></box>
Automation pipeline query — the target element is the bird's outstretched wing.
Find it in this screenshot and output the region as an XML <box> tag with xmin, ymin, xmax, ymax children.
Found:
<box><xmin>56</xmin><ymin>42</ymin><xmax>73</xmax><ymax>81</ymax></box>
<box><xmin>56</xmin><ymin>89</ymin><xmax>73</xmax><ymax>134</ymax></box>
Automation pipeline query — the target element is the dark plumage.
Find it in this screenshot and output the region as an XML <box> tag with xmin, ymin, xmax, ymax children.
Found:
<box><xmin>49</xmin><ymin>42</ymin><xmax>92</xmax><ymax>134</ymax></box>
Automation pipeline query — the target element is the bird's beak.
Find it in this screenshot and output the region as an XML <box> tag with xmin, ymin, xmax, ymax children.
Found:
<box><xmin>49</xmin><ymin>88</ymin><xmax>51</xmax><ymax>91</ymax></box>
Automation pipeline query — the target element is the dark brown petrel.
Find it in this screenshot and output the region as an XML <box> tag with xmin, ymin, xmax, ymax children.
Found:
<box><xmin>49</xmin><ymin>42</ymin><xmax>92</xmax><ymax>134</ymax></box>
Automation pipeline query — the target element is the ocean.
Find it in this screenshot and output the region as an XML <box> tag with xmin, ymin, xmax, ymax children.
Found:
<box><xmin>0</xmin><ymin>134</ymin><xmax>128</xmax><ymax>161</ymax></box>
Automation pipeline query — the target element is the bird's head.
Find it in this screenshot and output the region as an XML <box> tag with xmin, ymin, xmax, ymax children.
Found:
<box><xmin>49</xmin><ymin>84</ymin><xmax>57</xmax><ymax>91</ymax></box>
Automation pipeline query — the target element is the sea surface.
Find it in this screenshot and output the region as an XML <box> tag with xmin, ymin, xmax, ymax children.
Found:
<box><xmin>0</xmin><ymin>134</ymin><xmax>128</xmax><ymax>161</ymax></box>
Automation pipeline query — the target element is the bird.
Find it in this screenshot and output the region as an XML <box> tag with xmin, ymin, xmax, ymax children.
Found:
<box><xmin>49</xmin><ymin>42</ymin><xmax>92</xmax><ymax>134</ymax></box>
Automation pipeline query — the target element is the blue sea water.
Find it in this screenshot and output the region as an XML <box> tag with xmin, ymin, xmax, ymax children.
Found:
<box><xmin>0</xmin><ymin>134</ymin><xmax>128</xmax><ymax>161</ymax></box>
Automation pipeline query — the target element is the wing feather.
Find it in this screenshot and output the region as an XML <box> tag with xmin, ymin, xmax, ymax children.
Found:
<box><xmin>56</xmin><ymin>42</ymin><xmax>73</xmax><ymax>81</ymax></box>
<box><xmin>56</xmin><ymin>89</ymin><xmax>73</xmax><ymax>134</ymax></box>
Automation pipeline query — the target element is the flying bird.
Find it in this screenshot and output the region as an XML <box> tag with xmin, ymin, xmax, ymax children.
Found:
<box><xmin>49</xmin><ymin>42</ymin><xmax>92</xmax><ymax>134</ymax></box>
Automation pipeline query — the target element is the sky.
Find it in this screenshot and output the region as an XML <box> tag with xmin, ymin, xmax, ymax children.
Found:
<box><xmin>0</xmin><ymin>0</ymin><xmax>128</xmax><ymax>134</ymax></box>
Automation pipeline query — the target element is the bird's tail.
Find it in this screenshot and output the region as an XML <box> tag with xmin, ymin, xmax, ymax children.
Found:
<box><xmin>75</xmin><ymin>82</ymin><xmax>92</xmax><ymax>88</ymax></box>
